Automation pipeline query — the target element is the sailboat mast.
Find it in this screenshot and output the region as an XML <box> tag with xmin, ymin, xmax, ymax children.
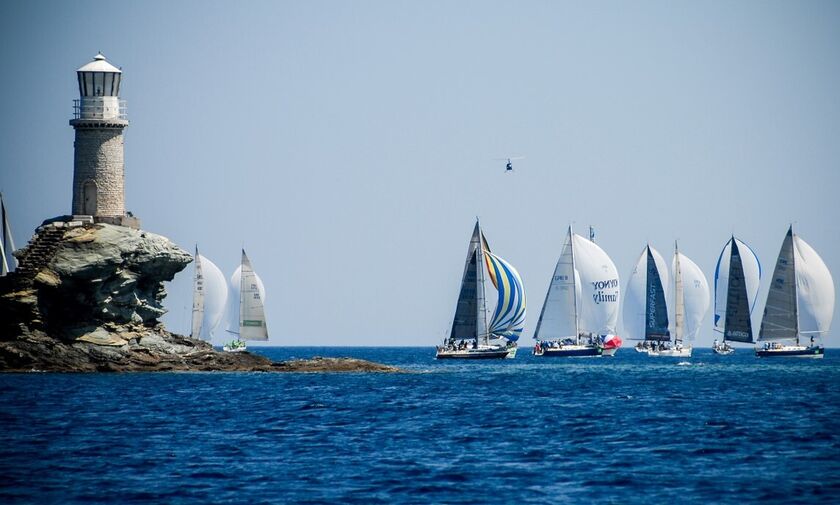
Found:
<box><xmin>476</xmin><ymin>225</ymin><xmax>488</xmax><ymax>346</ymax></box>
<box><xmin>239</xmin><ymin>249</ymin><xmax>247</xmax><ymax>337</ymax></box>
<box><xmin>569</xmin><ymin>225</ymin><xmax>580</xmax><ymax>345</ymax></box>
<box><xmin>674</xmin><ymin>241</ymin><xmax>685</xmax><ymax>344</ymax></box>
<box><xmin>791</xmin><ymin>226</ymin><xmax>801</xmax><ymax>340</ymax></box>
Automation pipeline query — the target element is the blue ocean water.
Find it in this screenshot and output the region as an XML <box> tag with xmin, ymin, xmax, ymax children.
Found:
<box><xmin>1</xmin><ymin>347</ymin><xmax>839</xmax><ymax>504</ymax></box>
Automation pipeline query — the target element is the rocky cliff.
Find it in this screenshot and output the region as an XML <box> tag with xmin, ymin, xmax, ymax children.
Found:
<box><xmin>0</xmin><ymin>219</ymin><xmax>399</xmax><ymax>373</ymax></box>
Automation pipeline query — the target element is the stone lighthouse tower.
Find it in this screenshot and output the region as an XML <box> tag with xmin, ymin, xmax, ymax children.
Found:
<box><xmin>70</xmin><ymin>53</ymin><xmax>137</xmax><ymax>227</ymax></box>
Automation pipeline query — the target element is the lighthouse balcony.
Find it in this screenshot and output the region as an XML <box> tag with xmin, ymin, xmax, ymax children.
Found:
<box><xmin>72</xmin><ymin>98</ymin><xmax>127</xmax><ymax>122</ymax></box>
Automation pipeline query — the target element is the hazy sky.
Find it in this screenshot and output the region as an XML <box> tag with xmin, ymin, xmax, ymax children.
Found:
<box><xmin>1</xmin><ymin>1</ymin><xmax>838</xmax><ymax>346</ymax></box>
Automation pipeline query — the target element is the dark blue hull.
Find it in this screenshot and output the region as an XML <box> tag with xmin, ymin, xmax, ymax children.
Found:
<box><xmin>756</xmin><ymin>346</ymin><xmax>824</xmax><ymax>358</ymax></box>
<box><xmin>536</xmin><ymin>346</ymin><xmax>603</xmax><ymax>357</ymax></box>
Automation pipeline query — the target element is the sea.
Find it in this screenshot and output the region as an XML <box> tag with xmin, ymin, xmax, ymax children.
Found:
<box><xmin>1</xmin><ymin>347</ymin><xmax>839</xmax><ymax>504</ymax></box>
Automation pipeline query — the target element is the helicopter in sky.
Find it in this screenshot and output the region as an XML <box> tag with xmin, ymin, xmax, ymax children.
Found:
<box><xmin>495</xmin><ymin>156</ymin><xmax>525</xmax><ymax>172</ymax></box>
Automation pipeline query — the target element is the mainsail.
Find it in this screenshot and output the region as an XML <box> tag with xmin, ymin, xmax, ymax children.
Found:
<box><xmin>714</xmin><ymin>237</ymin><xmax>761</xmax><ymax>334</ymax></box>
<box><xmin>673</xmin><ymin>244</ymin><xmax>685</xmax><ymax>342</ymax></box>
<box><xmin>191</xmin><ymin>249</ymin><xmax>228</xmax><ymax>341</ymax></box>
<box><xmin>239</xmin><ymin>250</ymin><xmax>268</xmax><ymax>340</ymax></box>
<box><xmin>449</xmin><ymin>221</ymin><xmax>488</xmax><ymax>342</ymax></box>
<box><xmin>226</xmin><ymin>251</ymin><xmax>268</xmax><ymax>340</ymax></box>
<box><xmin>623</xmin><ymin>245</ymin><xmax>670</xmax><ymax>341</ymax></box>
<box><xmin>534</xmin><ymin>228</ymin><xmax>578</xmax><ymax>341</ymax></box>
<box><xmin>723</xmin><ymin>239</ymin><xmax>754</xmax><ymax>343</ymax></box>
<box><xmin>759</xmin><ymin>227</ymin><xmax>835</xmax><ymax>341</ymax></box>
<box><xmin>191</xmin><ymin>247</ymin><xmax>205</xmax><ymax>339</ymax></box>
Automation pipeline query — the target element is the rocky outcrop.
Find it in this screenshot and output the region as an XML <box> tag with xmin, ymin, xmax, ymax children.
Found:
<box><xmin>0</xmin><ymin>219</ymin><xmax>401</xmax><ymax>373</ymax></box>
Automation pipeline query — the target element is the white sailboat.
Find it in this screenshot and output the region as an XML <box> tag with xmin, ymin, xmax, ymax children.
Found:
<box><xmin>0</xmin><ymin>193</ymin><xmax>17</xmax><ymax>276</ymax></box>
<box><xmin>190</xmin><ymin>247</ymin><xmax>229</xmax><ymax>342</ymax></box>
<box><xmin>647</xmin><ymin>243</ymin><xmax>709</xmax><ymax>357</ymax></box>
<box><xmin>712</xmin><ymin>236</ymin><xmax>761</xmax><ymax>355</ymax></box>
<box><xmin>224</xmin><ymin>249</ymin><xmax>269</xmax><ymax>352</ymax></box>
<box><xmin>756</xmin><ymin>226</ymin><xmax>833</xmax><ymax>358</ymax></box>
<box><xmin>533</xmin><ymin>226</ymin><xmax>621</xmax><ymax>358</ymax></box>
<box><xmin>435</xmin><ymin>220</ymin><xmax>525</xmax><ymax>359</ymax></box>
<box><xmin>625</xmin><ymin>245</ymin><xmax>671</xmax><ymax>354</ymax></box>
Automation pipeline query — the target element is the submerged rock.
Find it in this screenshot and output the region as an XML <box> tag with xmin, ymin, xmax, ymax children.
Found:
<box><xmin>0</xmin><ymin>220</ymin><xmax>401</xmax><ymax>373</ymax></box>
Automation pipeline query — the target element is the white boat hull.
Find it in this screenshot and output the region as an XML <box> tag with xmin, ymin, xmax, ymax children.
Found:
<box><xmin>223</xmin><ymin>345</ymin><xmax>247</xmax><ymax>353</ymax></box>
<box><xmin>712</xmin><ymin>345</ymin><xmax>734</xmax><ymax>355</ymax></box>
<box><xmin>601</xmin><ymin>347</ymin><xmax>618</xmax><ymax>357</ymax></box>
<box><xmin>647</xmin><ymin>346</ymin><xmax>692</xmax><ymax>358</ymax></box>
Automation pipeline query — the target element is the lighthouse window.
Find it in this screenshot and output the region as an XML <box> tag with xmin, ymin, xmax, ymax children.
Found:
<box><xmin>113</xmin><ymin>74</ymin><xmax>121</xmax><ymax>96</ymax></box>
<box><xmin>83</xmin><ymin>72</ymin><xmax>94</xmax><ymax>97</ymax></box>
<box><xmin>77</xmin><ymin>74</ymin><xmax>84</xmax><ymax>96</ymax></box>
<box><xmin>93</xmin><ymin>72</ymin><xmax>105</xmax><ymax>96</ymax></box>
<box><xmin>104</xmin><ymin>73</ymin><xmax>114</xmax><ymax>96</ymax></box>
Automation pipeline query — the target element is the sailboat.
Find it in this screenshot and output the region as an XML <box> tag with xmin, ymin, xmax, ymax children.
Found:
<box><xmin>224</xmin><ymin>249</ymin><xmax>269</xmax><ymax>352</ymax></box>
<box><xmin>624</xmin><ymin>245</ymin><xmax>675</xmax><ymax>356</ymax></box>
<box><xmin>756</xmin><ymin>226</ymin><xmax>834</xmax><ymax>358</ymax></box>
<box><xmin>532</xmin><ymin>226</ymin><xmax>621</xmax><ymax>358</ymax></box>
<box><xmin>650</xmin><ymin>242</ymin><xmax>709</xmax><ymax>357</ymax></box>
<box><xmin>0</xmin><ymin>193</ymin><xmax>16</xmax><ymax>276</ymax></box>
<box><xmin>190</xmin><ymin>247</ymin><xmax>229</xmax><ymax>342</ymax></box>
<box><xmin>712</xmin><ymin>237</ymin><xmax>761</xmax><ymax>355</ymax></box>
<box><xmin>435</xmin><ymin>220</ymin><xmax>525</xmax><ymax>359</ymax></box>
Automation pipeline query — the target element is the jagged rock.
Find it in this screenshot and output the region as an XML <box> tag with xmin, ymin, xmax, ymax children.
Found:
<box><xmin>0</xmin><ymin>220</ymin><xmax>402</xmax><ymax>373</ymax></box>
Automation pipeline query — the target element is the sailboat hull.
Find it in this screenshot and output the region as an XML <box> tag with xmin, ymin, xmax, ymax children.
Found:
<box><xmin>755</xmin><ymin>346</ymin><xmax>824</xmax><ymax>358</ymax></box>
<box><xmin>534</xmin><ymin>345</ymin><xmax>603</xmax><ymax>358</ymax></box>
<box><xmin>712</xmin><ymin>345</ymin><xmax>734</xmax><ymax>355</ymax></box>
<box><xmin>647</xmin><ymin>346</ymin><xmax>692</xmax><ymax>358</ymax></box>
<box><xmin>435</xmin><ymin>347</ymin><xmax>516</xmax><ymax>360</ymax></box>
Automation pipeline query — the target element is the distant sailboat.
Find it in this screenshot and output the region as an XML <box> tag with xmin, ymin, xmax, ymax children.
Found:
<box><xmin>625</xmin><ymin>245</ymin><xmax>674</xmax><ymax>355</ymax></box>
<box><xmin>648</xmin><ymin>242</ymin><xmax>710</xmax><ymax>357</ymax></box>
<box><xmin>190</xmin><ymin>247</ymin><xmax>229</xmax><ymax>342</ymax></box>
<box><xmin>224</xmin><ymin>250</ymin><xmax>268</xmax><ymax>352</ymax></box>
<box><xmin>712</xmin><ymin>237</ymin><xmax>761</xmax><ymax>355</ymax></box>
<box><xmin>756</xmin><ymin>227</ymin><xmax>833</xmax><ymax>358</ymax></box>
<box><xmin>435</xmin><ymin>220</ymin><xmax>525</xmax><ymax>359</ymax></box>
<box><xmin>533</xmin><ymin>226</ymin><xmax>621</xmax><ymax>358</ymax></box>
<box><xmin>0</xmin><ymin>193</ymin><xmax>17</xmax><ymax>276</ymax></box>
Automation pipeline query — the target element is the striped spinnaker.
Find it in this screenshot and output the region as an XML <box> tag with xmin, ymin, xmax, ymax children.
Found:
<box><xmin>485</xmin><ymin>252</ymin><xmax>526</xmax><ymax>341</ymax></box>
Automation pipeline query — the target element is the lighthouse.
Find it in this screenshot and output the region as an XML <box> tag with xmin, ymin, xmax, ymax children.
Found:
<box><xmin>69</xmin><ymin>53</ymin><xmax>138</xmax><ymax>228</ymax></box>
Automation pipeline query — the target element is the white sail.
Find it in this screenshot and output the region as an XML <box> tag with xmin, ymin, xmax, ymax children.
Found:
<box><xmin>673</xmin><ymin>246</ymin><xmax>685</xmax><ymax>341</ymax></box>
<box><xmin>714</xmin><ymin>237</ymin><xmax>761</xmax><ymax>332</ymax></box>
<box><xmin>226</xmin><ymin>260</ymin><xmax>267</xmax><ymax>335</ymax></box>
<box><xmin>191</xmin><ymin>252</ymin><xmax>230</xmax><ymax>341</ymax></box>
<box><xmin>200</xmin><ymin>254</ymin><xmax>228</xmax><ymax>339</ymax></box>
<box><xmin>191</xmin><ymin>251</ymin><xmax>205</xmax><ymax>339</ymax></box>
<box><xmin>0</xmin><ymin>193</ymin><xmax>16</xmax><ymax>276</ymax></box>
<box><xmin>573</xmin><ymin>234</ymin><xmax>620</xmax><ymax>335</ymax></box>
<box><xmin>794</xmin><ymin>235</ymin><xmax>835</xmax><ymax>335</ymax></box>
<box><xmin>238</xmin><ymin>251</ymin><xmax>268</xmax><ymax>341</ymax></box>
<box><xmin>623</xmin><ymin>245</ymin><xmax>669</xmax><ymax>341</ymax></box>
<box><xmin>674</xmin><ymin>251</ymin><xmax>710</xmax><ymax>341</ymax></box>
<box><xmin>534</xmin><ymin>229</ymin><xmax>579</xmax><ymax>340</ymax></box>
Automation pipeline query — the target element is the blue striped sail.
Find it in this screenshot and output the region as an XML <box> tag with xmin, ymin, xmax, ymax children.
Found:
<box><xmin>484</xmin><ymin>252</ymin><xmax>526</xmax><ymax>341</ymax></box>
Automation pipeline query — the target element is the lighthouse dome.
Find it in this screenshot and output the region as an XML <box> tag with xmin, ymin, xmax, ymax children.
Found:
<box><xmin>77</xmin><ymin>53</ymin><xmax>122</xmax><ymax>97</ymax></box>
